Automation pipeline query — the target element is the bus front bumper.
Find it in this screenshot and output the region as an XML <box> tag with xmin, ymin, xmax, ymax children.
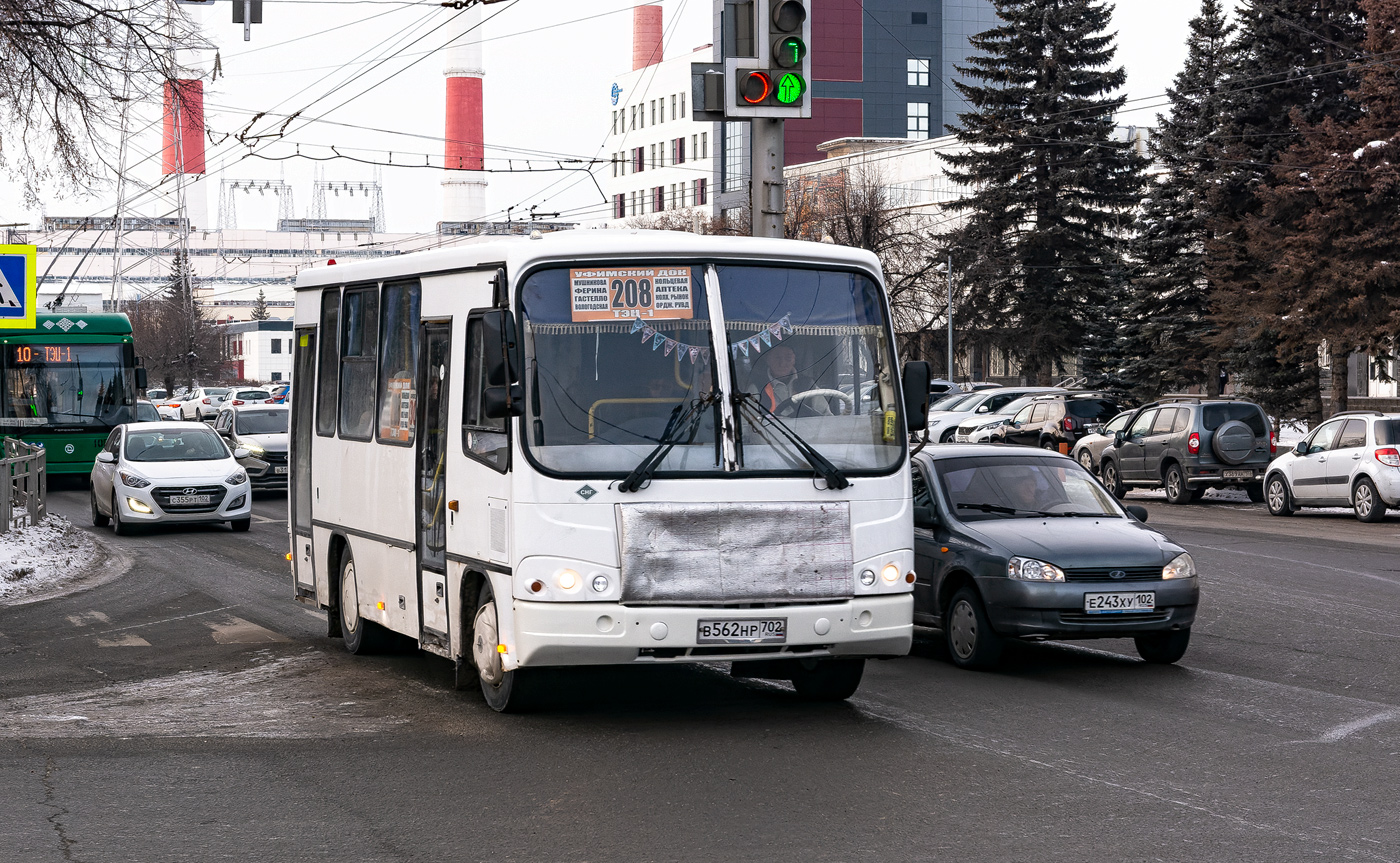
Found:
<box><xmin>507</xmin><ymin>594</ymin><xmax>913</xmax><ymax>669</ymax></box>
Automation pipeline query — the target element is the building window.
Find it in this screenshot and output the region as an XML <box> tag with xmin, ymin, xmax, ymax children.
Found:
<box><xmin>912</xmin><ymin>11</ymin><xmax>927</xmax><ymax>25</ymax></box>
<box><xmin>680</xmin><ymin>92</ymin><xmax>686</xmax><ymax>118</ymax></box>
<box><xmin>630</xmin><ymin>105</ymin><xmax>636</xmax><ymax>131</ymax></box>
<box><xmin>612</xmin><ymin>110</ymin><xmax>618</xmax><ymax>135</ymax></box>
<box><xmin>696</xmin><ymin>178</ymin><xmax>707</xmax><ymax>205</ymax></box>
<box><xmin>671</xmin><ymin>94</ymin><xmax>677</xmax><ymax>120</ymax></box>
<box><xmin>271</xmin><ymin>338</ymin><xmax>282</xmax><ymax>354</ymax></box>
<box><xmin>271</xmin><ymin>372</ymin><xmax>283</xmax><ymax>381</ymax></box>
<box><xmin>701</xmin><ymin>132</ymin><xmax>708</xmax><ymax>159</ymax></box>
<box><xmin>907</xmin><ymin>102</ymin><xmax>930</xmax><ymax>139</ymax></box>
<box><xmin>649</xmin><ymin>143</ymin><xmax>656</xmax><ymax>168</ymax></box>
<box><xmin>674</xmin><ymin>137</ymin><xmax>686</xmax><ymax>165</ymax></box>
<box><xmin>614</xmin><ymin>194</ymin><xmax>625</xmax><ymax>219</ymax></box>
<box><xmin>723</xmin><ymin>123</ymin><xmax>744</xmax><ymax>193</ymax></box>
<box><xmin>633</xmin><ymin>147</ymin><xmax>645</xmax><ymax>172</ymax></box>
<box><xmin>653</xmin><ymin>186</ymin><xmax>665</xmax><ymax>212</ymax></box>
<box><xmin>650</xmin><ymin>100</ymin><xmax>656</xmax><ymax>125</ymax></box>
<box><xmin>908</xmin><ymin>58</ymin><xmax>930</xmax><ymax>87</ymax></box>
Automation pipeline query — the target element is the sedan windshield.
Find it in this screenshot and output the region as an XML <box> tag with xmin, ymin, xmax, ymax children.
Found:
<box><xmin>235</xmin><ymin>409</ymin><xmax>288</xmax><ymax>435</ymax></box>
<box><xmin>933</xmin><ymin>455</ymin><xmax>1122</xmax><ymax>520</ymax></box>
<box><xmin>932</xmin><ymin>392</ymin><xmax>980</xmax><ymax>412</ymax></box>
<box><xmin>125</xmin><ymin>428</ymin><xmax>229</xmax><ymax>462</ymax></box>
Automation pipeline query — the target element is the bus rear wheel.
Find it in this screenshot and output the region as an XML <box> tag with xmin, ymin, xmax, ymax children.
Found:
<box><xmin>471</xmin><ymin>582</ymin><xmax>538</xmax><ymax>713</ymax></box>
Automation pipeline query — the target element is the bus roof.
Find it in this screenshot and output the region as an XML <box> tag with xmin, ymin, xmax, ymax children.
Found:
<box><xmin>5</xmin><ymin>313</ymin><xmax>134</xmax><ymax>338</ymax></box>
<box><xmin>293</xmin><ymin>230</ymin><xmax>884</xmax><ymax>291</ymax></box>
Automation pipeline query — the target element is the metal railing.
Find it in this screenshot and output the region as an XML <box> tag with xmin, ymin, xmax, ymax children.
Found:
<box><xmin>1</xmin><ymin>438</ymin><xmax>47</xmax><ymax>534</ymax></box>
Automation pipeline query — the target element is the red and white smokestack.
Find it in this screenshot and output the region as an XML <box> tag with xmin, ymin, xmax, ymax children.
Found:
<box><xmin>442</xmin><ymin>4</ymin><xmax>487</xmax><ymax>223</ymax></box>
<box><xmin>633</xmin><ymin>5</ymin><xmax>663</xmax><ymax>70</ymax></box>
<box><xmin>162</xmin><ymin>78</ymin><xmax>208</xmax><ymax>228</ymax></box>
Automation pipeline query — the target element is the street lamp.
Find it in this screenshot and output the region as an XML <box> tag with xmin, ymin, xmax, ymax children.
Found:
<box><xmin>936</xmin><ymin>255</ymin><xmax>953</xmax><ymax>383</ymax></box>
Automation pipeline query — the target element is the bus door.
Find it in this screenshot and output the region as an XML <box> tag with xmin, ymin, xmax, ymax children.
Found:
<box><xmin>417</xmin><ymin>322</ymin><xmax>453</xmax><ymax>642</ymax></box>
<box><xmin>290</xmin><ymin>328</ymin><xmax>318</xmax><ymax>602</ymax></box>
<box><xmin>452</xmin><ymin>311</ymin><xmax>512</xmax><ymax>569</ymax></box>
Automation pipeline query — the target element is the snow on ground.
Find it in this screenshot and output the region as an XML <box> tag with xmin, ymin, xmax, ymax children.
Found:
<box><xmin>0</xmin><ymin>515</ymin><xmax>101</xmax><ymax>606</ymax></box>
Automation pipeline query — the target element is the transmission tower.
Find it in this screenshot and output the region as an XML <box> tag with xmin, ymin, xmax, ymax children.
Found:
<box><xmin>309</xmin><ymin>177</ymin><xmax>386</xmax><ymax>232</ymax></box>
<box><xmin>219</xmin><ymin>179</ymin><xmax>296</xmax><ymax>230</ymax></box>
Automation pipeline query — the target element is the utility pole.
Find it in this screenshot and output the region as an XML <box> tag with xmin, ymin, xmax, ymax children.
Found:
<box><xmin>947</xmin><ymin>252</ymin><xmax>954</xmax><ymax>382</ymax></box>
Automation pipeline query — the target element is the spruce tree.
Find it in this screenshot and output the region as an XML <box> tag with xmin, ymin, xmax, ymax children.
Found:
<box><xmin>1206</xmin><ymin>0</ymin><xmax>1365</xmax><ymax>421</ymax></box>
<box><xmin>1122</xmin><ymin>0</ymin><xmax>1232</xmax><ymax>401</ymax></box>
<box><xmin>1244</xmin><ymin>0</ymin><xmax>1400</xmax><ymax>414</ymax></box>
<box><xmin>939</xmin><ymin>0</ymin><xmax>1145</xmax><ymax>385</ymax></box>
<box><xmin>250</xmin><ymin>289</ymin><xmax>271</xmax><ymax>321</ymax></box>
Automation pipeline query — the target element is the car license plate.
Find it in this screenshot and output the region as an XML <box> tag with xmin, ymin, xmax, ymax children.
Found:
<box><xmin>169</xmin><ymin>494</ymin><xmax>212</xmax><ymax>505</ymax></box>
<box><xmin>1223</xmin><ymin>469</ymin><xmax>1254</xmax><ymax>480</ymax></box>
<box><xmin>696</xmin><ymin>618</ymin><xmax>786</xmax><ymax>644</ymax></box>
<box><xmin>1084</xmin><ymin>592</ymin><xmax>1156</xmax><ymax>614</ymax></box>
<box><xmin>273</xmin><ymin>466</ymin><xmax>288</xmax><ymax>474</ymax></box>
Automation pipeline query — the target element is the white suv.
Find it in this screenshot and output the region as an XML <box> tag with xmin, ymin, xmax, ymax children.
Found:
<box><xmin>1264</xmin><ymin>412</ymin><xmax>1400</xmax><ymax>522</ymax></box>
<box><xmin>927</xmin><ymin>387</ymin><xmax>1065</xmax><ymax>443</ymax></box>
<box><xmin>178</xmin><ymin>387</ymin><xmax>231</xmax><ymax>421</ymax></box>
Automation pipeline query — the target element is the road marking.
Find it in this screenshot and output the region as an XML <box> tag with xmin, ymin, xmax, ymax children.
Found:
<box><xmin>1191</xmin><ymin>543</ymin><xmax>1400</xmax><ymax>587</ymax></box>
<box><xmin>42</xmin><ymin>605</ymin><xmax>242</xmax><ymax>645</ymax></box>
<box><xmin>205</xmin><ymin>616</ymin><xmax>291</xmax><ymax>644</ymax></box>
<box><xmin>65</xmin><ymin>611</ymin><xmax>110</xmax><ymax>627</ymax></box>
<box><xmin>95</xmin><ymin>633</ymin><xmax>151</xmax><ymax>648</ymax></box>
<box><xmin>1319</xmin><ymin>709</ymin><xmax>1400</xmax><ymax>743</ymax></box>
<box><xmin>250</xmin><ymin>514</ymin><xmax>284</xmax><ymax>524</ymax></box>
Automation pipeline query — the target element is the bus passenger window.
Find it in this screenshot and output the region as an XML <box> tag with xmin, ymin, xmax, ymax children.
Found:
<box><xmin>463</xmin><ymin>315</ymin><xmax>508</xmax><ymax>471</ymax></box>
<box><xmin>338</xmin><ymin>286</ymin><xmax>380</xmax><ymax>441</ymax></box>
<box><xmin>377</xmin><ymin>281</ymin><xmax>420</xmax><ymax>446</ymax></box>
<box><xmin>315</xmin><ymin>288</ymin><xmax>340</xmax><ymax>437</ymax></box>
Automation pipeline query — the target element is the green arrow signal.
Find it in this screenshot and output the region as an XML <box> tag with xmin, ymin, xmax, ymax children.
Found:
<box><xmin>775</xmin><ymin>73</ymin><xmax>805</xmax><ymax>105</ymax></box>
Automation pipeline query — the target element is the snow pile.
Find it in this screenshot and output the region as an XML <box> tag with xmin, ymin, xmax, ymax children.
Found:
<box><xmin>0</xmin><ymin>515</ymin><xmax>100</xmax><ymax>605</ymax></box>
<box><xmin>1353</xmin><ymin>140</ymin><xmax>1388</xmax><ymax>160</ymax></box>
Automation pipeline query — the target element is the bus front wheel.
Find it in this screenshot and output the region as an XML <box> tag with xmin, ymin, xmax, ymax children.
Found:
<box><xmin>339</xmin><ymin>552</ymin><xmax>389</xmax><ymax>655</ymax></box>
<box><xmin>791</xmin><ymin>657</ymin><xmax>865</xmax><ymax>701</ymax></box>
<box><xmin>471</xmin><ymin>582</ymin><xmax>538</xmax><ymax>713</ymax></box>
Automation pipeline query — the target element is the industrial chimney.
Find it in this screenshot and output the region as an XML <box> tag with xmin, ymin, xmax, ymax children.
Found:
<box><xmin>442</xmin><ymin>3</ymin><xmax>487</xmax><ymax>223</ymax></box>
<box><xmin>162</xmin><ymin>78</ymin><xmax>208</xmax><ymax>229</ymax></box>
<box><xmin>633</xmin><ymin>5</ymin><xmax>663</xmax><ymax>70</ymax></box>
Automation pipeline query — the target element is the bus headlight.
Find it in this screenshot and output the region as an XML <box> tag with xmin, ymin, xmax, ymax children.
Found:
<box><xmin>555</xmin><ymin>569</ymin><xmax>580</xmax><ymax>591</ymax></box>
<box><xmin>591</xmin><ymin>574</ymin><xmax>610</xmax><ymax>593</ymax></box>
<box><xmin>859</xmin><ymin>569</ymin><xmax>877</xmax><ymax>586</ymax></box>
<box><xmin>881</xmin><ymin>563</ymin><xmax>900</xmax><ymax>584</ymax></box>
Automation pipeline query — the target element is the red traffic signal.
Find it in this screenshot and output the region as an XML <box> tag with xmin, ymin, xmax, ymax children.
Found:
<box><xmin>738</xmin><ymin>71</ymin><xmax>773</xmax><ymax>105</ymax></box>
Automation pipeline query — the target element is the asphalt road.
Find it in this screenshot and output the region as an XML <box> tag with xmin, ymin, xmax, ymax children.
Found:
<box><xmin>2</xmin><ymin>485</ymin><xmax>1399</xmax><ymax>862</ymax></box>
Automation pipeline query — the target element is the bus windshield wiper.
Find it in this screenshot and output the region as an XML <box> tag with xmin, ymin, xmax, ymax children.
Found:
<box><xmin>617</xmin><ymin>394</ymin><xmax>717</xmax><ymax>493</ymax></box>
<box><xmin>736</xmin><ymin>395</ymin><xmax>850</xmax><ymax>490</ymax></box>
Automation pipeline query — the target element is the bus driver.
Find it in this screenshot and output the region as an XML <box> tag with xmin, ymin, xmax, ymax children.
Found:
<box><xmin>758</xmin><ymin>345</ymin><xmax>831</xmax><ymax>418</ymax></box>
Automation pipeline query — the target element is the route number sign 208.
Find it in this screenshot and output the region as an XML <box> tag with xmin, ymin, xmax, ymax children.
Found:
<box><xmin>610</xmin><ymin>277</ymin><xmax>653</xmax><ymax>310</ymax></box>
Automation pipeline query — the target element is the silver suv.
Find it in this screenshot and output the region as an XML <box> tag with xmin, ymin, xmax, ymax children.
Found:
<box><xmin>1100</xmin><ymin>398</ymin><xmax>1276</xmax><ymax>504</ymax></box>
<box><xmin>1263</xmin><ymin>412</ymin><xmax>1400</xmax><ymax>522</ymax></box>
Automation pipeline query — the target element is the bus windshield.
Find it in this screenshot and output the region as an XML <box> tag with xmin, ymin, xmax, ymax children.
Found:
<box><xmin>520</xmin><ymin>262</ymin><xmax>901</xmax><ymax>477</ymax></box>
<box><xmin>1</xmin><ymin>344</ymin><xmax>133</xmax><ymax>429</ymax></box>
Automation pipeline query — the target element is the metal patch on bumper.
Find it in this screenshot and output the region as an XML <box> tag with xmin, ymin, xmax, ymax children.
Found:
<box><xmin>618</xmin><ymin>502</ymin><xmax>853</xmax><ymax>604</ymax></box>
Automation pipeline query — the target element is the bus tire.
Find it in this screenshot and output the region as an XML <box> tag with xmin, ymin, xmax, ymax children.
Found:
<box><xmin>472</xmin><ymin>582</ymin><xmax>538</xmax><ymax>713</ymax></box>
<box><xmin>91</xmin><ymin>490</ymin><xmax>109</xmax><ymax>527</ymax></box>
<box><xmin>790</xmin><ymin>657</ymin><xmax>865</xmax><ymax>701</ymax></box>
<box><xmin>339</xmin><ymin>551</ymin><xmax>389</xmax><ymax>655</ymax></box>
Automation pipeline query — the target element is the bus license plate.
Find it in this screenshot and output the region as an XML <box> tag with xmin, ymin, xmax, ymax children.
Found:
<box><xmin>170</xmin><ymin>494</ymin><xmax>212</xmax><ymax>505</ymax></box>
<box><xmin>1084</xmin><ymin>592</ymin><xmax>1155</xmax><ymax>614</ymax></box>
<box><xmin>696</xmin><ymin>618</ymin><xmax>787</xmax><ymax>644</ymax></box>
<box><xmin>274</xmin><ymin>466</ymin><xmax>288</xmax><ymax>474</ymax></box>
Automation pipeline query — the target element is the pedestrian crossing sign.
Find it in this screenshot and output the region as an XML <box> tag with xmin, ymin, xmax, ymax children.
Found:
<box><xmin>0</xmin><ymin>245</ymin><xmax>37</xmax><ymax>329</ymax></box>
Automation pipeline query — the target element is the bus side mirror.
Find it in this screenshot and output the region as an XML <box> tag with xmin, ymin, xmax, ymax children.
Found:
<box><xmin>481</xmin><ymin>309</ymin><xmax>520</xmax><ymax>386</ymax></box>
<box><xmin>135</xmin><ymin>367</ymin><xmax>148</xmax><ymax>389</ymax></box>
<box><xmin>913</xmin><ymin>505</ymin><xmax>939</xmax><ymax>529</ymax></box>
<box><xmin>483</xmin><ymin>384</ymin><xmax>525</xmax><ymax>419</ymax></box>
<box><xmin>901</xmin><ymin>361</ymin><xmax>931</xmax><ymax>432</ymax></box>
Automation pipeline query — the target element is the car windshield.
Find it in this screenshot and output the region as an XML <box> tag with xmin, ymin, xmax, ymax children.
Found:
<box><xmin>986</xmin><ymin>395</ymin><xmax>1039</xmax><ymax>418</ymax></box>
<box><xmin>124</xmin><ymin>428</ymin><xmax>229</xmax><ymax>462</ymax></box>
<box><xmin>933</xmin><ymin>455</ymin><xmax>1122</xmax><ymax>520</ymax></box>
<box><xmin>147</xmin><ymin>389</ymin><xmax>168</xmax><ymax>400</ymax></box>
<box><xmin>1</xmin><ymin>343</ymin><xmax>134</xmax><ymax>429</ymax></box>
<box><xmin>235</xmin><ymin>409</ymin><xmax>288</xmax><ymax>435</ymax></box>
<box><xmin>520</xmin><ymin>262</ymin><xmax>900</xmax><ymax>476</ymax></box>
<box><xmin>933</xmin><ymin>392</ymin><xmax>980</xmax><ymax>412</ymax></box>
<box><xmin>136</xmin><ymin>403</ymin><xmax>161</xmax><ymax>422</ymax></box>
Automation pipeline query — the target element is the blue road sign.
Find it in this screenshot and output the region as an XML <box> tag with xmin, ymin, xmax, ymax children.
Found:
<box><xmin>0</xmin><ymin>245</ymin><xmax>37</xmax><ymax>329</ymax></box>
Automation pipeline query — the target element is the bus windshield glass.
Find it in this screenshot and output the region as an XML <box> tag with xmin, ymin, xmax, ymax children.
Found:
<box><xmin>1</xmin><ymin>344</ymin><xmax>133</xmax><ymax>429</ymax></box>
<box><xmin>520</xmin><ymin>262</ymin><xmax>900</xmax><ymax>476</ymax></box>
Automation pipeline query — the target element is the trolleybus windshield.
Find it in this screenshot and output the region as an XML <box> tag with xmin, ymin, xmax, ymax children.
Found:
<box><xmin>1</xmin><ymin>343</ymin><xmax>133</xmax><ymax>428</ymax></box>
<box><xmin>519</xmin><ymin>262</ymin><xmax>901</xmax><ymax>477</ymax></box>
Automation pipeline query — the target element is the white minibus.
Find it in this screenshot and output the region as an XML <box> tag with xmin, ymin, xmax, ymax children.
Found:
<box><xmin>288</xmin><ymin>230</ymin><xmax>931</xmax><ymax>711</ymax></box>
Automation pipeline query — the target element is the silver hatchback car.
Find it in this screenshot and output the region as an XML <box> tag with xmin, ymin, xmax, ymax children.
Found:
<box><xmin>1264</xmin><ymin>411</ymin><xmax>1400</xmax><ymax>522</ymax></box>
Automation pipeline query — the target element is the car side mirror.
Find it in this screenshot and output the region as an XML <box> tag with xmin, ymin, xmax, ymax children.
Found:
<box><xmin>233</xmin><ymin>447</ymin><xmax>250</xmax><ymax>460</ymax></box>
<box><xmin>913</xmin><ymin>505</ymin><xmax>939</xmax><ymax>529</ymax></box>
<box><xmin>219</xmin><ymin>427</ymin><xmax>232</xmax><ymax>437</ymax></box>
<box><xmin>1124</xmin><ymin>505</ymin><xmax>1149</xmax><ymax>523</ymax></box>
<box><xmin>976</xmin><ymin>405</ymin><xmax>988</xmax><ymax>413</ymax></box>
<box><xmin>1114</xmin><ymin>430</ymin><xmax>1125</xmax><ymax>446</ymax></box>
<box><xmin>482</xmin><ymin>384</ymin><xmax>525</xmax><ymax>419</ymax></box>
<box><xmin>95</xmin><ymin>451</ymin><xmax>115</xmax><ymax>464</ymax></box>
<box><xmin>1293</xmin><ymin>440</ymin><xmax>1308</xmax><ymax>456</ymax></box>
<box><xmin>901</xmin><ymin>361</ymin><xmax>931</xmax><ymax>432</ymax></box>
<box><xmin>1011</xmin><ymin>421</ymin><xmax>1022</xmax><ymax>428</ymax></box>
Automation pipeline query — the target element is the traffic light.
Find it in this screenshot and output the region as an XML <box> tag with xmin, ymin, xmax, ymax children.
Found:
<box><xmin>719</xmin><ymin>0</ymin><xmax>811</xmax><ymax>118</ymax></box>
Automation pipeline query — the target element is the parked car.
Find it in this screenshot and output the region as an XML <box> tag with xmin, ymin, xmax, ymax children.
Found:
<box><xmin>953</xmin><ymin>392</ymin><xmax>1065</xmax><ymax>443</ymax></box>
<box><xmin>911</xmin><ymin>445</ymin><xmax>1198</xmax><ymax>668</ymax></box>
<box><xmin>135</xmin><ymin>400</ymin><xmax>163</xmax><ymax>423</ymax></box>
<box><xmin>89</xmin><ymin>422</ymin><xmax>253</xmax><ymax>534</ymax></box>
<box><xmin>214</xmin><ymin>404</ymin><xmax>289</xmax><ymax>489</ymax></box>
<box><xmin>1263</xmin><ymin>411</ymin><xmax>1400</xmax><ymax>522</ymax></box>
<box><xmin>145</xmin><ymin>388</ymin><xmax>168</xmax><ymax>402</ymax></box>
<box><xmin>996</xmin><ymin>392</ymin><xmax>1121</xmax><ymax>452</ymax></box>
<box><xmin>268</xmin><ymin>383</ymin><xmax>291</xmax><ymax>404</ymax></box>
<box><xmin>156</xmin><ymin>400</ymin><xmax>184</xmax><ymax>421</ymax></box>
<box><xmin>1070</xmin><ymin>409</ymin><xmax>1135</xmax><ymax>474</ymax></box>
<box><xmin>931</xmin><ymin>387</ymin><xmax>1065</xmax><ymax>443</ymax></box>
<box><xmin>218</xmin><ymin>388</ymin><xmax>274</xmax><ymax>408</ymax></box>
<box><xmin>1099</xmin><ymin>397</ymin><xmax>1276</xmax><ymax>504</ymax></box>
<box><xmin>177</xmin><ymin>387</ymin><xmax>231</xmax><ymax>421</ymax></box>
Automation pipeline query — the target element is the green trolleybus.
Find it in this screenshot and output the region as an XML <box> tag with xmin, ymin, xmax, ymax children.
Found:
<box><xmin>0</xmin><ymin>313</ymin><xmax>146</xmax><ymax>475</ymax></box>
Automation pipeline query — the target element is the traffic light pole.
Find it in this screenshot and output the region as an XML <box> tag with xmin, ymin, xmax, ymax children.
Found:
<box><xmin>750</xmin><ymin>118</ymin><xmax>785</xmax><ymax>238</ymax></box>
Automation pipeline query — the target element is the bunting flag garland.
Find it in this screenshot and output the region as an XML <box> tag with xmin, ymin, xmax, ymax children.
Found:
<box><xmin>760</xmin><ymin>330</ymin><xmax>772</xmax><ymax>348</ymax></box>
<box><xmin>689</xmin><ymin>347</ymin><xmax>700</xmax><ymax>363</ymax></box>
<box><xmin>641</xmin><ymin>326</ymin><xmax>656</xmax><ymax>342</ymax></box>
<box><xmin>663</xmin><ymin>339</ymin><xmax>677</xmax><ymax>357</ymax></box>
<box><xmin>627</xmin><ymin>314</ymin><xmax>791</xmax><ymax>365</ymax></box>
<box><xmin>652</xmin><ymin>332</ymin><xmax>666</xmax><ymax>350</ymax></box>
<box><xmin>738</xmin><ymin>340</ymin><xmax>750</xmax><ymax>357</ymax></box>
<box><xmin>630</xmin><ymin>319</ymin><xmax>644</xmax><ymax>334</ymax></box>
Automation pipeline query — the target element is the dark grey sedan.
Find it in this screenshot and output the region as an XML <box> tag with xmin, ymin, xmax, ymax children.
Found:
<box><xmin>912</xmin><ymin>446</ymin><xmax>1199</xmax><ymax>669</ymax></box>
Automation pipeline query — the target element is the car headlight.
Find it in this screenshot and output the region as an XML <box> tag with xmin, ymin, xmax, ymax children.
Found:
<box><xmin>225</xmin><ymin>470</ymin><xmax>248</xmax><ymax>485</ymax></box>
<box><xmin>1007</xmin><ymin>556</ymin><xmax>1065</xmax><ymax>582</ymax></box>
<box><xmin>241</xmin><ymin>441</ymin><xmax>266</xmax><ymax>457</ymax></box>
<box><xmin>119</xmin><ymin>471</ymin><xmax>150</xmax><ymax>488</ymax></box>
<box><xmin>977</xmin><ymin>420</ymin><xmax>1006</xmax><ymax>432</ymax></box>
<box><xmin>1162</xmin><ymin>552</ymin><xmax>1196</xmax><ymax>580</ymax></box>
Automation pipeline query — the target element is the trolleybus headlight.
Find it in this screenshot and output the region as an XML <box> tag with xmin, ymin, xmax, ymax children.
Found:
<box><xmin>555</xmin><ymin>569</ymin><xmax>580</xmax><ymax>591</ymax></box>
<box><xmin>881</xmin><ymin>563</ymin><xmax>900</xmax><ymax>584</ymax></box>
<box><xmin>591</xmin><ymin>574</ymin><xmax>610</xmax><ymax>593</ymax></box>
<box><xmin>860</xmin><ymin>568</ymin><xmax>877</xmax><ymax>586</ymax></box>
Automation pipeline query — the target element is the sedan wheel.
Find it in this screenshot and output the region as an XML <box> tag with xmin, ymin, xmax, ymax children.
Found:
<box><xmin>90</xmin><ymin>490</ymin><xmax>109</xmax><ymax>527</ymax></box>
<box><xmin>1163</xmin><ymin>464</ymin><xmax>1191</xmax><ymax>505</ymax></box>
<box><xmin>1353</xmin><ymin>477</ymin><xmax>1386</xmax><ymax>523</ymax></box>
<box><xmin>944</xmin><ymin>587</ymin><xmax>1003</xmax><ymax>670</ymax></box>
<box><xmin>1101</xmin><ymin>461</ymin><xmax>1127</xmax><ymax>499</ymax></box>
<box><xmin>1077</xmin><ymin>449</ymin><xmax>1096</xmax><ymax>474</ymax></box>
<box><xmin>1265</xmin><ymin>475</ymin><xmax>1294</xmax><ymax>517</ymax></box>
